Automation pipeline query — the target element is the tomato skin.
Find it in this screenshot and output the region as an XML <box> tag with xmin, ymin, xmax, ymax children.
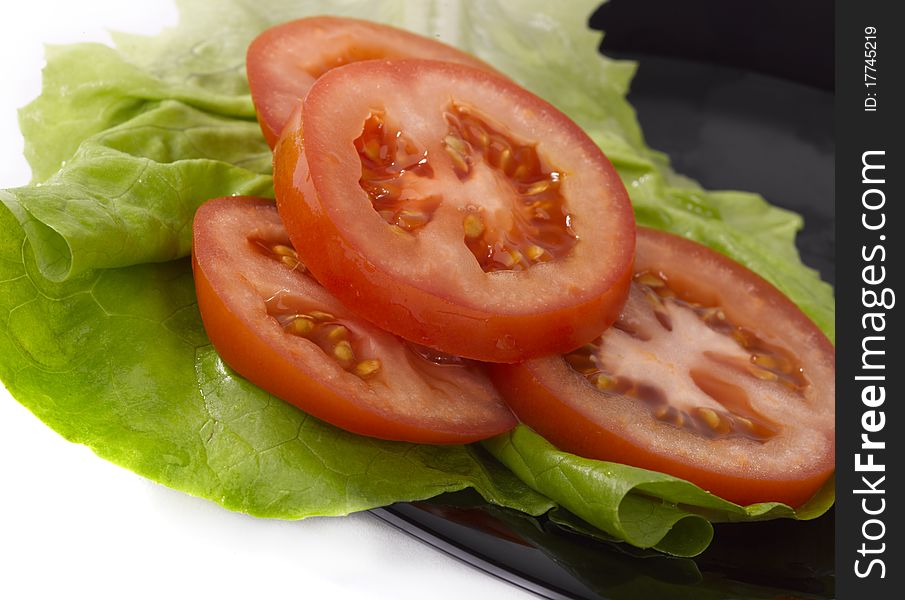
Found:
<box><xmin>491</xmin><ymin>228</ymin><xmax>835</xmax><ymax>507</ymax></box>
<box><xmin>193</xmin><ymin>197</ymin><xmax>516</xmax><ymax>444</ymax></box>
<box><xmin>247</xmin><ymin>16</ymin><xmax>498</xmax><ymax>147</ymax></box>
<box><xmin>273</xmin><ymin>60</ymin><xmax>635</xmax><ymax>363</ymax></box>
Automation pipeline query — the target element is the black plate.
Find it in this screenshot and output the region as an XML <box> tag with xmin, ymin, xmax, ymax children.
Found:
<box><xmin>623</xmin><ymin>55</ymin><xmax>834</xmax><ymax>286</ymax></box>
<box><xmin>373</xmin><ymin>491</ymin><xmax>834</xmax><ymax>600</ymax></box>
<box><xmin>371</xmin><ymin>25</ymin><xmax>835</xmax><ymax>600</ymax></box>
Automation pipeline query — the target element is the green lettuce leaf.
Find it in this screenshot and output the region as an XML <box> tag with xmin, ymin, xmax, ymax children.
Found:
<box><xmin>483</xmin><ymin>426</ymin><xmax>835</xmax><ymax>556</ymax></box>
<box><xmin>0</xmin><ymin>0</ymin><xmax>834</xmax><ymax>556</ymax></box>
<box><xmin>0</xmin><ymin>203</ymin><xmax>552</xmax><ymax>517</ymax></box>
<box><xmin>19</xmin><ymin>43</ymin><xmax>258</xmax><ymax>184</ymax></box>
<box><xmin>3</xmin><ymin>100</ymin><xmax>273</xmax><ymax>280</ymax></box>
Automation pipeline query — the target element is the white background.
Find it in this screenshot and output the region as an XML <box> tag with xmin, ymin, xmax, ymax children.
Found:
<box><xmin>0</xmin><ymin>2</ymin><xmax>533</xmax><ymax>598</ymax></box>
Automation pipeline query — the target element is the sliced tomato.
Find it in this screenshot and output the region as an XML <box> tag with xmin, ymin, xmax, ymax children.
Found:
<box><xmin>247</xmin><ymin>17</ymin><xmax>497</xmax><ymax>147</ymax></box>
<box><xmin>273</xmin><ymin>59</ymin><xmax>635</xmax><ymax>363</ymax></box>
<box><xmin>192</xmin><ymin>197</ymin><xmax>515</xmax><ymax>443</ymax></box>
<box><xmin>491</xmin><ymin>228</ymin><xmax>835</xmax><ymax>507</ymax></box>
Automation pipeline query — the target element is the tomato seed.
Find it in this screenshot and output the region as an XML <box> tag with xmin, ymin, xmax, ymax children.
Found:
<box><xmin>444</xmin><ymin>135</ymin><xmax>471</xmax><ymax>176</ymax></box>
<box><xmin>326</xmin><ymin>324</ymin><xmax>349</xmax><ymax>342</ymax></box>
<box><xmin>271</xmin><ymin>244</ymin><xmax>297</xmax><ymax>258</ymax></box>
<box><xmin>463</xmin><ymin>213</ymin><xmax>485</xmax><ymax>239</ymax></box>
<box><xmin>752</xmin><ymin>354</ymin><xmax>778</xmax><ymax>369</ymax></box>
<box><xmin>699</xmin><ymin>307</ymin><xmax>726</xmax><ymax>322</ymax></box>
<box><xmin>696</xmin><ymin>407</ymin><xmax>721</xmax><ymax>430</ymax></box>
<box><xmin>362</xmin><ymin>138</ymin><xmax>382</xmax><ymax>162</ymax></box>
<box><xmin>334</xmin><ymin>340</ymin><xmax>355</xmax><ymax>363</ymax></box>
<box><xmin>593</xmin><ymin>373</ymin><xmax>614</xmax><ymax>390</ymax></box>
<box><xmin>395</xmin><ymin>209</ymin><xmax>429</xmax><ymax>231</ymax></box>
<box><xmin>286</xmin><ymin>316</ymin><xmax>315</xmax><ymax>336</ymax></box>
<box><xmin>498</xmin><ymin>147</ymin><xmax>512</xmax><ymax>173</ymax></box>
<box><xmin>444</xmin><ymin>135</ymin><xmax>469</xmax><ymax>155</ymax></box>
<box><xmin>634</xmin><ymin>272</ymin><xmax>665</xmax><ymax>288</ymax></box>
<box><xmin>354</xmin><ymin>359</ymin><xmax>382</xmax><ymax>378</ymax></box>
<box><xmin>524</xmin><ymin>180</ymin><xmax>551</xmax><ymax>196</ymax></box>
<box><xmin>525</xmin><ymin>245</ymin><xmax>546</xmax><ymax>261</ymax></box>
<box><xmin>281</xmin><ymin>255</ymin><xmax>301</xmax><ymax>270</ymax></box>
<box><xmin>748</xmin><ymin>365</ymin><xmax>780</xmax><ymax>382</ymax></box>
<box><xmin>655</xmin><ymin>405</ymin><xmax>685</xmax><ymax>427</ymax></box>
<box><xmin>734</xmin><ymin>416</ymin><xmax>754</xmax><ymax>431</ymax></box>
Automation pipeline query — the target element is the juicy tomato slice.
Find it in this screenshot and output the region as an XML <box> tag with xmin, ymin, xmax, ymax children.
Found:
<box><xmin>192</xmin><ymin>197</ymin><xmax>516</xmax><ymax>443</ymax></box>
<box><xmin>273</xmin><ymin>59</ymin><xmax>635</xmax><ymax>363</ymax></box>
<box><xmin>247</xmin><ymin>16</ymin><xmax>497</xmax><ymax>147</ymax></box>
<box><xmin>491</xmin><ymin>228</ymin><xmax>835</xmax><ymax>507</ymax></box>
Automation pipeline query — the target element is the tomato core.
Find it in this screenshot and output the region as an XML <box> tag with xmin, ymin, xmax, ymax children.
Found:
<box><xmin>562</xmin><ymin>269</ymin><xmax>813</xmax><ymax>443</ymax></box>
<box><xmin>355</xmin><ymin>113</ymin><xmax>438</xmax><ymax>233</ymax></box>
<box><xmin>250</xmin><ymin>236</ymin><xmax>384</xmax><ymax>379</ymax></box>
<box><xmin>247</xmin><ymin>230</ymin><xmax>495</xmax><ymax>384</ymax></box>
<box><xmin>352</xmin><ymin>104</ymin><xmax>578</xmax><ymax>273</ymax></box>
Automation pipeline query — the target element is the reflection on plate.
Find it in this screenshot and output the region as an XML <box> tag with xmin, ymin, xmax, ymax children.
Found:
<box><xmin>375</xmin><ymin>491</ymin><xmax>833</xmax><ymax>600</ymax></box>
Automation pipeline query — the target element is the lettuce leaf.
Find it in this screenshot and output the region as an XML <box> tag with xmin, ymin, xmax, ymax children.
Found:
<box><xmin>0</xmin><ymin>203</ymin><xmax>552</xmax><ymax>517</ymax></box>
<box><xmin>19</xmin><ymin>43</ymin><xmax>258</xmax><ymax>185</ymax></box>
<box><xmin>484</xmin><ymin>426</ymin><xmax>835</xmax><ymax>556</ymax></box>
<box><xmin>0</xmin><ymin>0</ymin><xmax>834</xmax><ymax>556</ymax></box>
<box><xmin>3</xmin><ymin>100</ymin><xmax>272</xmax><ymax>280</ymax></box>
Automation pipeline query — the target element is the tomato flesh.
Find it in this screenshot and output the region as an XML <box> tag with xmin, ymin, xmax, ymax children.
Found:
<box><xmin>247</xmin><ymin>17</ymin><xmax>497</xmax><ymax>147</ymax></box>
<box><xmin>274</xmin><ymin>59</ymin><xmax>635</xmax><ymax>363</ymax></box>
<box><xmin>192</xmin><ymin>197</ymin><xmax>516</xmax><ymax>443</ymax></box>
<box><xmin>491</xmin><ymin>228</ymin><xmax>835</xmax><ymax>507</ymax></box>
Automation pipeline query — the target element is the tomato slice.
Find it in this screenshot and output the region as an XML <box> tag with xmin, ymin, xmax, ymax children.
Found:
<box><xmin>491</xmin><ymin>228</ymin><xmax>835</xmax><ymax>507</ymax></box>
<box><xmin>192</xmin><ymin>197</ymin><xmax>516</xmax><ymax>443</ymax></box>
<box><xmin>247</xmin><ymin>17</ymin><xmax>497</xmax><ymax>147</ymax></box>
<box><xmin>273</xmin><ymin>59</ymin><xmax>635</xmax><ymax>363</ymax></box>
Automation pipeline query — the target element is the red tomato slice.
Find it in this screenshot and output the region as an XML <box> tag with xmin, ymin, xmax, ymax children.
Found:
<box><xmin>192</xmin><ymin>197</ymin><xmax>516</xmax><ymax>443</ymax></box>
<box><xmin>247</xmin><ymin>16</ymin><xmax>497</xmax><ymax>147</ymax></box>
<box><xmin>273</xmin><ymin>59</ymin><xmax>635</xmax><ymax>363</ymax></box>
<box><xmin>491</xmin><ymin>228</ymin><xmax>835</xmax><ymax>507</ymax></box>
